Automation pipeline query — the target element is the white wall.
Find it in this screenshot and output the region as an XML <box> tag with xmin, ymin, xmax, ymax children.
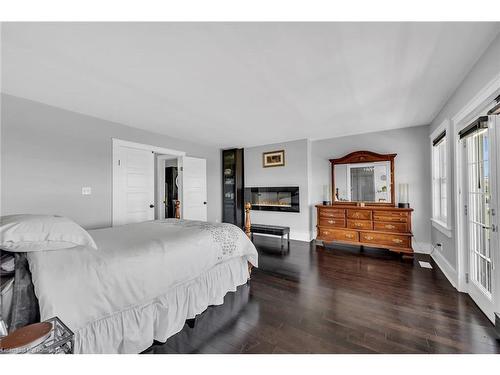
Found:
<box><xmin>427</xmin><ymin>33</ymin><xmax>500</xmax><ymax>281</ymax></box>
<box><xmin>1</xmin><ymin>94</ymin><xmax>221</xmax><ymax>229</ymax></box>
<box><xmin>244</xmin><ymin>128</ymin><xmax>432</xmax><ymax>250</ymax></box>
<box><xmin>311</xmin><ymin>125</ymin><xmax>432</xmax><ymax>253</ymax></box>
<box><xmin>244</xmin><ymin>139</ymin><xmax>312</xmax><ymax>241</ymax></box>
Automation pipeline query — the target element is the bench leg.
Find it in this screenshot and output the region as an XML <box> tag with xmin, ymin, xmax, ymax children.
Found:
<box><xmin>280</xmin><ymin>235</ymin><xmax>284</xmax><ymax>249</ymax></box>
<box><xmin>287</xmin><ymin>232</ymin><xmax>290</xmax><ymax>251</ymax></box>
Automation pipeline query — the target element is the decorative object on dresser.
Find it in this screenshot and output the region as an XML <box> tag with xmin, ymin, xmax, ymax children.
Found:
<box><xmin>222</xmin><ymin>148</ymin><xmax>245</xmax><ymax>227</ymax></box>
<box><xmin>398</xmin><ymin>183</ymin><xmax>410</xmax><ymax>208</ymax></box>
<box><xmin>322</xmin><ymin>184</ymin><xmax>331</xmax><ymax>205</ymax></box>
<box><xmin>262</xmin><ymin>149</ymin><xmax>285</xmax><ymax>168</ymax></box>
<box><xmin>317</xmin><ymin>150</ymin><xmax>414</xmax><ymax>256</ymax></box>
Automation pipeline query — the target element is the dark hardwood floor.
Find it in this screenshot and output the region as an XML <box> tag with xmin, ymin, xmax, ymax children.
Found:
<box><xmin>144</xmin><ymin>236</ymin><xmax>500</xmax><ymax>354</ymax></box>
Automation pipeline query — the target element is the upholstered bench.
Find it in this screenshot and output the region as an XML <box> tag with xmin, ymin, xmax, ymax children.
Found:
<box><xmin>250</xmin><ymin>224</ymin><xmax>290</xmax><ymax>250</ymax></box>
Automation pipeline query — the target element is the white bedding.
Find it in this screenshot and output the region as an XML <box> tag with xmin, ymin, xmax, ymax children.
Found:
<box><xmin>27</xmin><ymin>219</ymin><xmax>258</xmax><ymax>353</ymax></box>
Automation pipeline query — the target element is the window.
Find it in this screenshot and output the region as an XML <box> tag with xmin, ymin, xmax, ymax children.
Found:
<box><xmin>430</xmin><ymin>120</ymin><xmax>451</xmax><ymax>236</ymax></box>
<box><xmin>432</xmin><ymin>135</ymin><xmax>447</xmax><ymax>223</ymax></box>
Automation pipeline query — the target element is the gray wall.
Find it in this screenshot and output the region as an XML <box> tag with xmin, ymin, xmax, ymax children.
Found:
<box><xmin>311</xmin><ymin>125</ymin><xmax>432</xmax><ymax>252</ymax></box>
<box><xmin>1</xmin><ymin>94</ymin><xmax>221</xmax><ymax>229</ymax></box>
<box><xmin>244</xmin><ymin>128</ymin><xmax>432</xmax><ymax>250</ymax></box>
<box><xmin>428</xmin><ymin>34</ymin><xmax>500</xmax><ymax>271</ymax></box>
<box><xmin>244</xmin><ymin>139</ymin><xmax>312</xmax><ymax>241</ymax></box>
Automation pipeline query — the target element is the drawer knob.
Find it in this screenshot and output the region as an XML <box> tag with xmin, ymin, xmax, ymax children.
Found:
<box><xmin>323</xmin><ymin>231</ymin><xmax>329</xmax><ymax>235</ymax></box>
<box><xmin>355</xmin><ymin>223</ymin><xmax>362</xmax><ymax>227</ymax></box>
<box><xmin>328</xmin><ymin>220</ymin><xmax>334</xmax><ymax>224</ymax></box>
<box><xmin>345</xmin><ymin>234</ymin><xmax>354</xmax><ymax>239</ymax></box>
<box><xmin>392</xmin><ymin>238</ymin><xmax>403</xmax><ymax>244</ymax></box>
<box><xmin>385</xmin><ymin>224</ymin><xmax>395</xmax><ymax>229</ymax></box>
<box><xmin>365</xmin><ymin>235</ymin><xmax>374</xmax><ymax>240</ymax></box>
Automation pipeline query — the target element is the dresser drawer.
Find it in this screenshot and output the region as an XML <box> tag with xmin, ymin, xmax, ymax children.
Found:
<box><xmin>374</xmin><ymin>210</ymin><xmax>408</xmax><ymax>219</ymax></box>
<box><xmin>347</xmin><ymin>209</ymin><xmax>372</xmax><ymax>220</ymax></box>
<box><xmin>347</xmin><ymin>219</ymin><xmax>373</xmax><ymax>230</ymax></box>
<box><xmin>319</xmin><ymin>217</ymin><xmax>346</xmax><ymax>228</ymax></box>
<box><xmin>373</xmin><ymin>221</ymin><xmax>408</xmax><ymax>233</ymax></box>
<box><xmin>373</xmin><ymin>212</ymin><xmax>408</xmax><ymax>223</ymax></box>
<box><xmin>319</xmin><ymin>208</ymin><xmax>345</xmax><ymax>218</ymax></box>
<box><xmin>359</xmin><ymin>232</ymin><xmax>410</xmax><ymax>248</ymax></box>
<box><xmin>318</xmin><ymin>227</ymin><xmax>359</xmax><ymax>242</ymax></box>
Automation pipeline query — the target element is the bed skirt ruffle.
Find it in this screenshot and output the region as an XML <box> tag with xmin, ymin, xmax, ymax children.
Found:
<box><xmin>74</xmin><ymin>257</ymin><xmax>251</xmax><ymax>354</ymax></box>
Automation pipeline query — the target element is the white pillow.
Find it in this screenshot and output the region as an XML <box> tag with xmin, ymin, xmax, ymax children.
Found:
<box><xmin>0</xmin><ymin>214</ymin><xmax>98</xmax><ymax>252</ymax></box>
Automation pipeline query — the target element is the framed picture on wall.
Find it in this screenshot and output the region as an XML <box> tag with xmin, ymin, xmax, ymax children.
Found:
<box><xmin>263</xmin><ymin>150</ymin><xmax>285</xmax><ymax>168</ymax></box>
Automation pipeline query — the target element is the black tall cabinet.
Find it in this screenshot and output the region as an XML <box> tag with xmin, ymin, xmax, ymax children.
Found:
<box><xmin>222</xmin><ymin>148</ymin><xmax>244</xmax><ymax>227</ymax></box>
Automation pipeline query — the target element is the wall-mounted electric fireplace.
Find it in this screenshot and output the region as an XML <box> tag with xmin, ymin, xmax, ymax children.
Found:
<box><xmin>245</xmin><ymin>186</ymin><xmax>300</xmax><ymax>212</ymax></box>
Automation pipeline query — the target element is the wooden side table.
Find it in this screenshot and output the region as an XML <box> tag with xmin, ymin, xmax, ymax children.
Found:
<box><xmin>0</xmin><ymin>317</ymin><xmax>74</xmax><ymax>354</ymax></box>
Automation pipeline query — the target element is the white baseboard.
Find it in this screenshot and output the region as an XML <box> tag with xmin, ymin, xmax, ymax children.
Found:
<box><xmin>292</xmin><ymin>231</ymin><xmax>313</xmax><ymax>242</ymax></box>
<box><xmin>431</xmin><ymin>249</ymin><xmax>458</xmax><ymax>289</ymax></box>
<box><xmin>413</xmin><ymin>241</ymin><xmax>432</xmax><ymax>254</ymax></box>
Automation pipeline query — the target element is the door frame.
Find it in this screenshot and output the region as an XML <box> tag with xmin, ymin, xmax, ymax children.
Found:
<box><xmin>452</xmin><ymin>74</ymin><xmax>500</xmax><ymax>322</ymax></box>
<box><xmin>460</xmin><ymin>123</ymin><xmax>497</xmax><ymax>321</ymax></box>
<box><xmin>112</xmin><ymin>138</ymin><xmax>185</xmax><ymax>226</ymax></box>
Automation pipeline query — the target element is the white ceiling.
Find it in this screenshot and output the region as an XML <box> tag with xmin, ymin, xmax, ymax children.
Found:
<box><xmin>2</xmin><ymin>22</ymin><xmax>499</xmax><ymax>148</ymax></box>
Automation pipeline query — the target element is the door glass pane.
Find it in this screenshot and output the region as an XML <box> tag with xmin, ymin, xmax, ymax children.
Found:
<box><xmin>466</xmin><ymin>129</ymin><xmax>492</xmax><ymax>294</ymax></box>
<box><xmin>466</xmin><ymin>130</ymin><xmax>491</xmax><ymax>295</ymax></box>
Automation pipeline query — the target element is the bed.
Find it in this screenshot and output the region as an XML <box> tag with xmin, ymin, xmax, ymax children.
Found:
<box><xmin>3</xmin><ymin>217</ymin><xmax>258</xmax><ymax>354</ymax></box>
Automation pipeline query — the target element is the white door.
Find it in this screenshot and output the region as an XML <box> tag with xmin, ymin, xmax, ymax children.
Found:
<box><xmin>180</xmin><ymin>156</ymin><xmax>207</xmax><ymax>221</ymax></box>
<box><xmin>114</xmin><ymin>146</ymin><xmax>155</xmax><ymax>226</ymax></box>
<box><xmin>462</xmin><ymin>115</ymin><xmax>499</xmax><ymax>321</ymax></box>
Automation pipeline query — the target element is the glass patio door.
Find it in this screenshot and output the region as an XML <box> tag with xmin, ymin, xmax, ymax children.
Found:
<box><xmin>462</xmin><ymin>115</ymin><xmax>498</xmax><ymax>321</ymax></box>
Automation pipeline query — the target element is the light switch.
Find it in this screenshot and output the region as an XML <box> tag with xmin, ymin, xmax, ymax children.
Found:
<box><xmin>82</xmin><ymin>187</ymin><xmax>92</xmax><ymax>195</ymax></box>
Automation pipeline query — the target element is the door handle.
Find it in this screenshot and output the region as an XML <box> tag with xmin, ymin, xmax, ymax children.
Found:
<box><xmin>203</xmin><ymin>201</ymin><xmax>207</xmax><ymax>205</ymax></box>
<box><xmin>149</xmin><ymin>204</ymin><xmax>155</xmax><ymax>208</ymax></box>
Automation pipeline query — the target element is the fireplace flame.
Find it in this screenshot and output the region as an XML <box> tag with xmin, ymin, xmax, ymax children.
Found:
<box><xmin>253</xmin><ymin>200</ymin><xmax>292</xmax><ymax>207</ymax></box>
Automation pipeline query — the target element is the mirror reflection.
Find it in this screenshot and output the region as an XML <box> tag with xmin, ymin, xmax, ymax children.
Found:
<box><xmin>334</xmin><ymin>161</ymin><xmax>391</xmax><ymax>203</ymax></box>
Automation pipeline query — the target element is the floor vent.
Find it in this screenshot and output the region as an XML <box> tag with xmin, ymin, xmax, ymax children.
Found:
<box><xmin>419</xmin><ymin>261</ymin><xmax>433</xmax><ymax>269</ymax></box>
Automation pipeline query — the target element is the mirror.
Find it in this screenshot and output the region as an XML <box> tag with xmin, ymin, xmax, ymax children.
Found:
<box><xmin>330</xmin><ymin>151</ymin><xmax>396</xmax><ymax>206</ymax></box>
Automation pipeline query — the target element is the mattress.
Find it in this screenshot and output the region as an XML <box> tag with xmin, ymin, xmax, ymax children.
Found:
<box><xmin>26</xmin><ymin>219</ymin><xmax>258</xmax><ymax>353</ymax></box>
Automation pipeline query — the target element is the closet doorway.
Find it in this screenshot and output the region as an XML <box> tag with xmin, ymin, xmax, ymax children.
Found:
<box><xmin>156</xmin><ymin>155</ymin><xmax>180</xmax><ymax>220</ymax></box>
<box><xmin>112</xmin><ymin>139</ymin><xmax>208</xmax><ymax>225</ymax></box>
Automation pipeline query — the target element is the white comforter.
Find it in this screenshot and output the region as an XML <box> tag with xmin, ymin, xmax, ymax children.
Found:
<box><xmin>27</xmin><ymin>219</ymin><xmax>258</xmax><ymax>353</ymax></box>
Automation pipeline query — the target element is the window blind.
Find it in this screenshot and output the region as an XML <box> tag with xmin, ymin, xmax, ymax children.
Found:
<box><xmin>458</xmin><ymin>116</ymin><xmax>488</xmax><ymax>140</ymax></box>
<box><xmin>432</xmin><ymin>130</ymin><xmax>446</xmax><ymax>146</ymax></box>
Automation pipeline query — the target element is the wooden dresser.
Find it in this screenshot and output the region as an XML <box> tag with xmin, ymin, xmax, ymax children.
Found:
<box><xmin>316</xmin><ymin>205</ymin><xmax>414</xmax><ymax>255</ymax></box>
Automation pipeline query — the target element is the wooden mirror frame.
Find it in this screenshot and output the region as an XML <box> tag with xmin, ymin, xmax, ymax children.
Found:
<box><xmin>330</xmin><ymin>150</ymin><xmax>397</xmax><ymax>207</ymax></box>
